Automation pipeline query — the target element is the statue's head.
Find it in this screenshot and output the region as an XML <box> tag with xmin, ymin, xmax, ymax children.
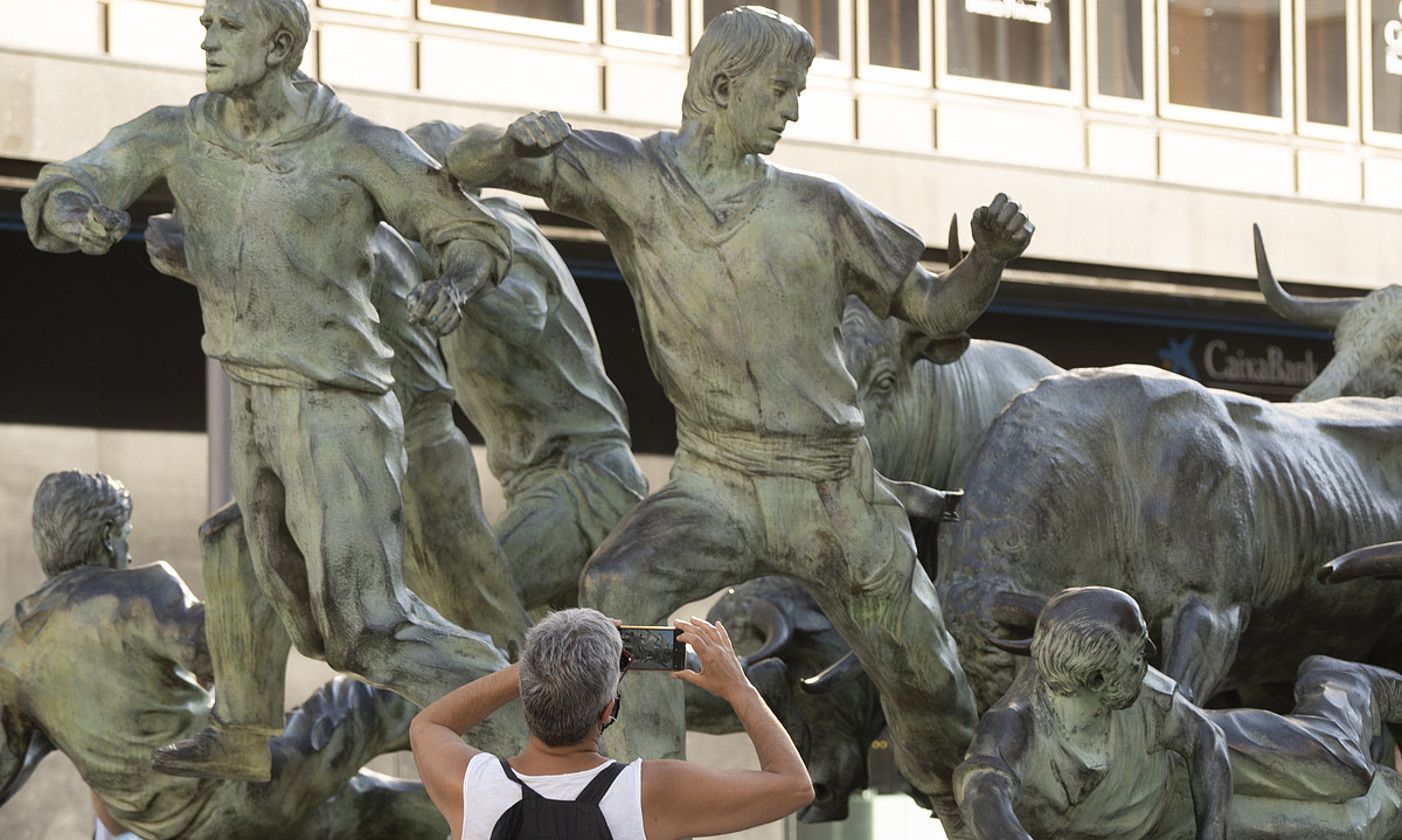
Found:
<box><xmin>682</xmin><ymin>6</ymin><xmax>815</xmax><ymax>155</ymax></box>
<box><xmin>1031</xmin><ymin>587</ymin><xmax>1154</xmax><ymax>710</ymax></box>
<box><xmin>200</xmin><ymin>0</ymin><xmax>310</xmax><ymax>94</ymax></box>
<box><xmin>518</xmin><ymin>608</ymin><xmax>623</xmax><ymax>747</ymax></box>
<box><xmin>31</xmin><ymin>471</ymin><xmax>133</xmax><ymax>577</ymax></box>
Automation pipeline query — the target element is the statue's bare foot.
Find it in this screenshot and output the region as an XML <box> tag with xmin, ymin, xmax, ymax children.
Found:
<box><xmin>151</xmin><ymin>720</ymin><xmax>280</xmax><ymax>782</ymax></box>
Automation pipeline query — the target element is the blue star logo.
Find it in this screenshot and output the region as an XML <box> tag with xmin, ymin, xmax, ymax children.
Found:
<box><xmin>1157</xmin><ymin>335</ymin><xmax>1199</xmax><ymax>380</ymax></box>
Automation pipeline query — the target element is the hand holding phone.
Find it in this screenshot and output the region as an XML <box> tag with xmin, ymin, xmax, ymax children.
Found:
<box><xmin>670</xmin><ymin>617</ymin><xmax>751</xmax><ymax>703</ymax></box>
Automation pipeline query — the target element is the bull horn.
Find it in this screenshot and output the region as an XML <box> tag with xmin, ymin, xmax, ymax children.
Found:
<box><xmin>739</xmin><ymin>598</ymin><xmax>794</xmax><ymax>668</ymax></box>
<box><xmin>982</xmin><ymin>629</ymin><xmax>1033</xmax><ymax>657</ymax></box>
<box><xmin>1254</xmin><ymin>224</ymin><xmax>1359</xmax><ymax>330</ymax></box>
<box><xmin>1318</xmin><ymin>540</ymin><xmax>1402</xmax><ymax>584</ymax></box>
<box><xmin>987</xmin><ymin>590</ymin><xmax>1047</xmax><ymax>632</ymax></box>
<box><xmin>800</xmin><ymin>651</ymin><xmax>861</xmax><ymax>695</ymax></box>
<box><xmin>948</xmin><ymin>214</ymin><xmax>963</xmax><ymax>264</ymax></box>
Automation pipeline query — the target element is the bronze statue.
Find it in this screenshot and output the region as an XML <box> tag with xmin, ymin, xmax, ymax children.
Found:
<box><xmin>0</xmin><ymin>472</ymin><xmax>449</xmax><ymax>839</ymax></box>
<box><xmin>439</xmin><ymin>7</ymin><xmax>1033</xmax><ymax>828</ymax></box>
<box><xmin>956</xmin><ymin>586</ymin><xmax>1402</xmax><ymax>839</ymax></box>
<box><xmin>21</xmin><ymin>0</ymin><xmax>521</xmax><ymax>780</ymax></box>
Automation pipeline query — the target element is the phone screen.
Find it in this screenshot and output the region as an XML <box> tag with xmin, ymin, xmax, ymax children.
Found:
<box><xmin>619</xmin><ymin>626</ymin><xmax>686</xmax><ymax>671</ymax></box>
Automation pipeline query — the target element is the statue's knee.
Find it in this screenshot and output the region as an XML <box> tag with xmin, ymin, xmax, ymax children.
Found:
<box><xmin>322</xmin><ymin>612</ymin><xmax>400</xmax><ymax>676</ymax></box>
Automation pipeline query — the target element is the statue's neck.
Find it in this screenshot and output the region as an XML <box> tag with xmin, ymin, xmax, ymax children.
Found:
<box><xmin>674</xmin><ymin>119</ymin><xmax>759</xmax><ymax>193</ymax></box>
<box><xmin>222</xmin><ymin>71</ymin><xmax>307</xmax><ymax>142</ymax></box>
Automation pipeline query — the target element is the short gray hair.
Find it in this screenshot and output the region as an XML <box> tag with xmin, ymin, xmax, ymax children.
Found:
<box><xmin>519</xmin><ymin>609</ymin><xmax>622</xmax><ymax>746</ymax></box>
<box><xmin>31</xmin><ymin>471</ymin><xmax>132</xmax><ymax>577</ymax></box>
<box><xmin>682</xmin><ymin>6</ymin><xmax>816</xmax><ymax>122</ymax></box>
<box><xmin>250</xmin><ymin>0</ymin><xmax>310</xmax><ymax>73</ymax></box>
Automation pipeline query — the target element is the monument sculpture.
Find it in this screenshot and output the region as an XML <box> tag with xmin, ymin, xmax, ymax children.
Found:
<box><xmin>0</xmin><ymin>472</ymin><xmax>449</xmax><ymax>839</ymax></box>
<box><xmin>438</xmin><ymin>7</ymin><xmax>1032</xmax><ymax>827</ymax></box>
<box><xmin>936</xmin><ymin>365</ymin><xmax>1402</xmax><ymax>711</ymax></box>
<box><xmin>1319</xmin><ymin>540</ymin><xmax>1402</xmax><ymax>583</ymax></box>
<box><xmin>955</xmin><ymin>586</ymin><xmax>1402</xmax><ymax>839</ymax></box>
<box><xmin>144</xmin><ymin>212</ymin><xmax>530</xmax><ymax>652</ymax></box>
<box><xmin>413</xmin><ymin>119</ymin><xmax>651</xmax><ymax>612</ymax></box>
<box><xmin>20</xmin><ymin>0</ymin><xmax>520</xmax><ymax>781</ymax></box>
<box><xmin>1254</xmin><ymin>225</ymin><xmax>1402</xmax><ymax>401</ymax></box>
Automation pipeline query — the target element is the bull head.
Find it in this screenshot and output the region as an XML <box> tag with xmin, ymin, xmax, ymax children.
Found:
<box><xmin>1254</xmin><ymin>224</ymin><xmax>1402</xmax><ymax>401</ymax></box>
<box><xmin>687</xmin><ymin>579</ymin><xmax>888</xmax><ymax>822</ymax></box>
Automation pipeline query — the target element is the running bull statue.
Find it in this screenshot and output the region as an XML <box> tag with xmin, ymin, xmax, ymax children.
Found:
<box><xmin>937</xmin><ymin>364</ymin><xmax>1402</xmax><ymax>712</ymax></box>
<box><xmin>683</xmin><ymin>577</ymin><xmax>887</xmax><ymax>822</ymax></box>
<box><xmin>1255</xmin><ymin>224</ymin><xmax>1402</xmax><ymax>401</ymax></box>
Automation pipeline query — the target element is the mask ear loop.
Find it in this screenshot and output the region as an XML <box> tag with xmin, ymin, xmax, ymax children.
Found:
<box><xmin>602</xmin><ymin>648</ymin><xmax>631</xmax><ymax>732</ymax></box>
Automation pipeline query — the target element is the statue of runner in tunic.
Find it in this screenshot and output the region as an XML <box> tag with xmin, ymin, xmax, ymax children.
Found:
<box><xmin>0</xmin><ymin>472</ymin><xmax>449</xmax><ymax>839</ymax></box>
<box><xmin>440</xmin><ymin>6</ymin><xmax>1033</xmax><ymax>829</ymax></box>
<box><xmin>956</xmin><ymin>586</ymin><xmax>1402</xmax><ymax>839</ymax></box>
<box><xmin>21</xmin><ymin>0</ymin><xmax>519</xmax><ymax>782</ymax></box>
<box><xmin>403</xmin><ymin>120</ymin><xmax>650</xmax><ymax>611</ymax></box>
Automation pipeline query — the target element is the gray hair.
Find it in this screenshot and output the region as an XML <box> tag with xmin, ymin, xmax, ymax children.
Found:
<box><xmin>31</xmin><ymin>471</ymin><xmax>132</xmax><ymax>577</ymax></box>
<box><xmin>250</xmin><ymin>0</ymin><xmax>310</xmax><ymax>73</ymax></box>
<box><xmin>1031</xmin><ymin>604</ymin><xmax>1131</xmax><ymax>697</ymax></box>
<box><xmin>519</xmin><ymin>609</ymin><xmax>622</xmax><ymax>746</ymax></box>
<box><xmin>682</xmin><ymin>6</ymin><xmax>816</xmax><ymax>122</ymax></box>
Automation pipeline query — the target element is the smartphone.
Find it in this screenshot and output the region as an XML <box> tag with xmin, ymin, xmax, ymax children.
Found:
<box><xmin>619</xmin><ymin>625</ymin><xmax>686</xmax><ymax>671</ymax></box>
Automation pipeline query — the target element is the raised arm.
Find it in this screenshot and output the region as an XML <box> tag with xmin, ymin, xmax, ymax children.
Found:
<box><xmin>953</xmin><ymin>707</ymin><xmax>1035</xmax><ymax>840</ymax></box>
<box><xmin>1158</xmin><ymin>690</ymin><xmax>1230</xmax><ymax>840</ymax></box>
<box><xmin>140</xmin><ymin>563</ymin><xmax>212</xmax><ymax>683</ymax></box>
<box><xmin>443</xmin><ymin>112</ymin><xmax>571</xmax><ymax>196</ymax></box>
<box><xmin>890</xmin><ymin>194</ymin><xmax>1033</xmax><ymax>339</ymax></box>
<box><xmin>352</xmin><ymin>122</ymin><xmax>513</xmax><ymax>336</ymax></box>
<box><xmin>22</xmin><ymin>106</ymin><xmax>183</xmax><ymax>256</ymax></box>
<box><xmin>643</xmin><ymin>618</ymin><xmax>813</xmax><ymax>840</ymax></box>
<box><xmin>409</xmin><ymin>662</ymin><xmax>518</xmax><ymax>839</ymax></box>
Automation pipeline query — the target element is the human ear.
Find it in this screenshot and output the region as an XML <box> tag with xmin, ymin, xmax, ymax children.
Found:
<box><xmin>266</xmin><ymin>29</ymin><xmax>294</xmax><ymax>68</ymax></box>
<box><xmin>1086</xmin><ymin>671</ymin><xmax>1106</xmax><ymax>691</ymax></box>
<box><xmin>711</xmin><ymin>73</ymin><xmax>732</xmax><ymax>108</ymax></box>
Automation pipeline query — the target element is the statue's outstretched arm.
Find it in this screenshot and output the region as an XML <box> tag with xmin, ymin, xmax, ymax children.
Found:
<box><xmin>0</xmin><ymin>673</ymin><xmax>51</xmax><ymax>807</ymax></box>
<box><xmin>1159</xmin><ymin>691</ymin><xmax>1231</xmax><ymax>840</ymax></box>
<box><xmin>444</xmin><ymin>113</ymin><xmax>566</xmax><ymax>196</ymax></box>
<box><xmin>891</xmin><ymin>193</ymin><xmax>1033</xmax><ymax>339</ymax></box>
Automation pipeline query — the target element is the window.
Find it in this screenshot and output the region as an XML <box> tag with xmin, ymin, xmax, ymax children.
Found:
<box><xmin>867</xmin><ymin>0</ymin><xmax>922</xmax><ymax>69</ymax></box>
<box><xmin>1097</xmin><ymin>0</ymin><xmax>1146</xmax><ymax>98</ymax></box>
<box><xmin>702</xmin><ymin>0</ymin><xmax>846</xmax><ymax>61</ymax></box>
<box><xmin>1367</xmin><ymin>0</ymin><xmax>1402</xmax><ymax>134</ymax></box>
<box><xmin>1163</xmin><ymin>0</ymin><xmax>1288</xmax><ymax>121</ymax></box>
<box><xmin>427</xmin><ymin>0</ymin><xmax>584</xmax><ymax>24</ymax></box>
<box><xmin>418</xmin><ymin>0</ymin><xmax>597</xmax><ymax>40</ymax></box>
<box><xmin>616</xmin><ymin>0</ymin><xmax>673</xmax><ymax>34</ymax></box>
<box><xmin>943</xmin><ymin>0</ymin><xmax>1075</xmax><ymax>90</ymax></box>
<box><xmin>1296</xmin><ymin>0</ymin><xmax>1355</xmax><ymax>134</ymax></box>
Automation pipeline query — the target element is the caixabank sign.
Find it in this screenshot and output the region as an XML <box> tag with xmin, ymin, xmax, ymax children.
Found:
<box><xmin>972</xmin><ymin>298</ymin><xmax>1335</xmax><ymax>402</ymax></box>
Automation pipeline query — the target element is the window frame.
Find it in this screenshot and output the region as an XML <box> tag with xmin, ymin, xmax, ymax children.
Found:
<box><xmin>1155</xmin><ymin>0</ymin><xmax>1295</xmax><ymax>131</ymax></box>
<box><xmin>1087</xmin><ymin>0</ymin><xmax>1156</xmax><ymax>113</ymax></box>
<box><xmin>416</xmin><ymin>0</ymin><xmax>598</xmax><ymax>43</ymax></box>
<box><xmin>604</xmin><ymin>0</ymin><xmax>690</xmax><ymax>53</ymax></box>
<box><xmin>320</xmin><ymin>0</ymin><xmax>413</xmax><ymax>15</ymax></box>
<box><xmin>857</xmin><ymin>0</ymin><xmax>934</xmax><ymax>83</ymax></box>
<box><xmin>1293</xmin><ymin>0</ymin><xmax>1360</xmax><ymax>139</ymax></box>
<box><xmin>1362</xmin><ymin>0</ymin><xmax>1402</xmax><ymax>146</ymax></box>
<box><xmin>691</xmin><ymin>0</ymin><xmax>856</xmax><ymax>79</ymax></box>
<box><xmin>933</xmin><ymin>0</ymin><xmax>1085</xmax><ymax>105</ymax></box>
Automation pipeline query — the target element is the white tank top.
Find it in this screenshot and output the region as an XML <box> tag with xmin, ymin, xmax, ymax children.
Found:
<box><xmin>460</xmin><ymin>752</ymin><xmax>647</xmax><ymax>840</ymax></box>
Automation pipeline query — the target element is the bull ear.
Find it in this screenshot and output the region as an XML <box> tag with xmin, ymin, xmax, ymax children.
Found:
<box><xmin>905</xmin><ymin>332</ymin><xmax>971</xmax><ymax>366</ymax></box>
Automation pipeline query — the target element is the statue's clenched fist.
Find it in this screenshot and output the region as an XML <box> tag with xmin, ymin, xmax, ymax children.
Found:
<box><xmin>971</xmin><ymin>193</ymin><xmax>1033</xmax><ymax>263</ymax></box>
<box><xmin>78</xmin><ymin>204</ymin><xmax>131</xmax><ymax>256</ymax></box>
<box><xmin>506</xmin><ymin>111</ymin><xmax>571</xmax><ymax>157</ymax></box>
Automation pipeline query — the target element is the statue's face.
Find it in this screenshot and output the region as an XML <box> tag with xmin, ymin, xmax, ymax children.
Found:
<box><xmin>200</xmin><ymin>0</ymin><xmax>278</xmax><ymax>94</ymax></box>
<box><xmin>722</xmin><ymin>56</ymin><xmax>806</xmax><ymax>156</ymax></box>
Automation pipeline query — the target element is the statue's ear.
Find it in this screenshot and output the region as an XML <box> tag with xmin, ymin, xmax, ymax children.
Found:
<box><xmin>711</xmin><ymin>73</ymin><xmax>732</xmax><ymax>108</ymax></box>
<box><xmin>1086</xmin><ymin>671</ymin><xmax>1107</xmax><ymax>691</ymax></box>
<box><xmin>906</xmin><ymin>332</ymin><xmax>971</xmax><ymax>366</ymax></box>
<box><xmin>267</xmin><ymin>29</ymin><xmax>295</xmax><ymax>68</ymax></box>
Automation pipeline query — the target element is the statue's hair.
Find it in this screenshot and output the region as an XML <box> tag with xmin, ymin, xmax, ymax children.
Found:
<box><xmin>682</xmin><ymin>6</ymin><xmax>816</xmax><ymax>122</ymax></box>
<box><xmin>518</xmin><ymin>608</ymin><xmax>622</xmax><ymax>747</ymax></box>
<box><xmin>1030</xmin><ymin>604</ymin><xmax>1131</xmax><ymax>696</ymax></box>
<box><xmin>31</xmin><ymin>471</ymin><xmax>132</xmax><ymax>577</ymax></box>
<box><xmin>249</xmin><ymin>0</ymin><xmax>310</xmax><ymax>72</ymax></box>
